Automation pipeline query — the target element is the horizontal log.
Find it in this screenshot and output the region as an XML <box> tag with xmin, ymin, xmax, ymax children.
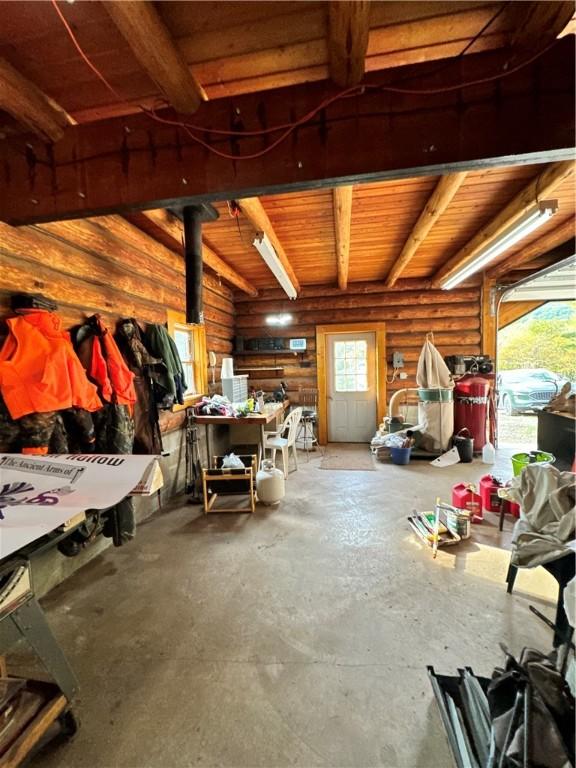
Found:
<box><xmin>236</xmin><ymin>306</ymin><xmax>479</xmax><ymax>329</ymax></box>
<box><xmin>2</xmin><ymin>38</ymin><xmax>574</xmax><ymax>225</ymax></box>
<box><xmin>235</xmin><ymin>291</ymin><xmax>480</xmax><ymax>316</ymax></box>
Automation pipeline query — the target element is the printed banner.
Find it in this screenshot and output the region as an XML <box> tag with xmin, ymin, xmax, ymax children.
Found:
<box><xmin>0</xmin><ymin>454</ymin><xmax>157</xmax><ymax>559</ymax></box>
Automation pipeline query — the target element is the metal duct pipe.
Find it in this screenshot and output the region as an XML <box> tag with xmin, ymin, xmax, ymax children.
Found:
<box><xmin>182</xmin><ymin>205</ymin><xmax>204</xmax><ymax>325</ymax></box>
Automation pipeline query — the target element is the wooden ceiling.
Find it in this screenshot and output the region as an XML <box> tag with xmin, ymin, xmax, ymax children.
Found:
<box><xmin>160</xmin><ymin>161</ymin><xmax>573</xmax><ymax>291</ymax></box>
<box><xmin>0</xmin><ymin>1</ymin><xmax>574</xmax><ymax>131</ymax></box>
<box><xmin>0</xmin><ymin>1</ymin><xmax>574</xmax><ymax>296</ymax></box>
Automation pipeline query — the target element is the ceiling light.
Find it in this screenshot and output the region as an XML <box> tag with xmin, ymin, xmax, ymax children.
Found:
<box><xmin>441</xmin><ymin>200</ymin><xmax>559</xmax><ymax>290</ymax></box>
<box><xmin>265</xmin><ymin>314</ymin><xmax>293</xmax><ymax>326</ymax></box>
<box><xmin>253</xmin><ymin>233</ymin><xmax>297</xmax><ymax>299</ymax></box>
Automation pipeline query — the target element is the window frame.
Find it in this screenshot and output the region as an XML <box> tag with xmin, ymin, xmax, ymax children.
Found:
<box><xmin>166</xmin><ymin>309</ymin><xmax>208</xmax><ymax>410</ymax></box>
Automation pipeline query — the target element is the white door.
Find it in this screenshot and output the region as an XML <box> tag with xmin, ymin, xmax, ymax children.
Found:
<box><xmin>327</xmin><ymin>332</ymin><xmax>377</xmax><ymax>442</ymax></box>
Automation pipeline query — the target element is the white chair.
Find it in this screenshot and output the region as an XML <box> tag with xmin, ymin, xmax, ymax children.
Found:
<box><xmin>264</xmin><ymin>407</ymin><xmax>303</xmax><ymax>479</ymax></box>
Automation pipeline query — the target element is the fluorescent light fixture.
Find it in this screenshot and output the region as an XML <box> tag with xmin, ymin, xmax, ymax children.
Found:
<box><xmin>265</xmin><ymin>313</ymin><xmax>293</xmax><ymax>326</ymax></box>
<box><xmin>441</xmin><ymin>200</ymin><xmax>559</xmax><ymax>290</ymax></box>
<box><xmin>253</xmin><ymin>233</ymin><xmax>297</xmax><ymax>299</ymax></box>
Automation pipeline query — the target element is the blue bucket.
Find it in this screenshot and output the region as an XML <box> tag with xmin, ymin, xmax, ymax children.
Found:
<box><xmin>390</xmin><ymin>446</ymin><xmax>412</xmax><ymax>465</ymax></box>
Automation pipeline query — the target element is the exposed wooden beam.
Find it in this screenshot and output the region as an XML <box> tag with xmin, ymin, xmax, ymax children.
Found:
<box><xmin>141</xmin><ymin>209</ymin><xmax>258</xmax><ymax>296</ymax></box>
<box><xmin>0</xmin><ymin>56</ymin><xmax>71</xmax><ymax>142</ymax></box>
<box><xmin>333</xmin><ymin>186</ymin><xmax>353</xmax><ymax>290</ymax></box>
<box><xmin>102</xmin><ymin>1</ymin><xmax>206</xmax><ymax>114</ymax></box>
<box><xmin>238</xmin><ymin>198</ymin><xmax>301</xmax><ymax>294</ymax></box>
<box><xmin>498</xmin><ymin>301</ymin><xmax>545</xmax><ymax>330</ymax></box>
<box><xmin>0</xmin><ymin>37</ymin><xmax>573</xmax><ymax>226</ymax></box>
<box><xmin>328</xmin><ymin>1</ymin><xmax>371</xmax><ymax>87</ymax></box>
<box><xmin>487</xmin><ymin>218</ymin><xmax>575</xmax><ymax>280</ymax></box>
<box><xmin>385</xmin><ymin>172</ymin><xmax>467</xmax><ymax>287</ymax></box>
<box><xmin>510</xmin><ymin>1</ymin><xmax>574</xmax><ymax>51</ymax></box>
<box><xmin>432</xmin><ymin>161</ymin><xmax>575</xmax><ymax>288</ymax></box>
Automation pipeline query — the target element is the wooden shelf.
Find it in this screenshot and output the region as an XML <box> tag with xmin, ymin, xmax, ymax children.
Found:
<box><xmin>235</xmin><ymin>367</ymin><xmax>284</xmax><ymax>375</ymax></box>
<box><xmin>234</xmin><ymin>350</ymin><xmax>295</xmax><ymax>356</ymax></box>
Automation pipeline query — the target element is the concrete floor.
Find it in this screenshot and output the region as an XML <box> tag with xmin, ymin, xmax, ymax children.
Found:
<box><xmin>31</xmin><ymin>446</ymin><xmax>557</xmax><ymax>768</ymax></box>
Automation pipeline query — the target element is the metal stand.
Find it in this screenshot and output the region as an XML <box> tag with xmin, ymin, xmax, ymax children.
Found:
<box><xmin>0</xmin><ymin>559</ymin><xmax>78</xmax><ymax>702</ymax></box>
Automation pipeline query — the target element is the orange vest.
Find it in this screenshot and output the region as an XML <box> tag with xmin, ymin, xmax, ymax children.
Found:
<box><xmin>0</xmin><ymin>311</ymin><xmax>103</xmax><ymax>419</ymax></box>
<box><xmin>84</xmin><ymin>316</ymin><xmax>136</xmax><ymax>408</ymax></box>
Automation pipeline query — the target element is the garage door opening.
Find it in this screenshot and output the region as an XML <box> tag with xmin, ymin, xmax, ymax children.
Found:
<box><xmin>497</xmin><ymin>257</ymin><xmax>576</xmax><ymax>452</ymax></box>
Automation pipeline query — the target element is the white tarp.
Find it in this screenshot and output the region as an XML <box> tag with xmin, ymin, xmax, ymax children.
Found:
<box><xmin>0</xmin><ymin>454</ymin><xmax>156</xmax><ymax>558</ymax></box>
<box><xmin>416</xmin><ymin>337</ymin><xmax>454</xmax><ymax>452</ymax></box>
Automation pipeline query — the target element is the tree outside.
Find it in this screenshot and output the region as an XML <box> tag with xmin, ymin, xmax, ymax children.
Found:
<box><xmin>498</xmin><ymin>302</ymin><xmax>576</xmax><ymax>379</ymax></box>
<box><xmin>497</xmin><ymin>301</ymin><xmax>576</xmax><ymax>447</ymax></box>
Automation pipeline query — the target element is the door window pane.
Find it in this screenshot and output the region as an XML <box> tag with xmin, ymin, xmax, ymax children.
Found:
<box><xmin>334</xmin><ymin>339</ymin><xmax>369</xmax><ymax>391</ymax></box>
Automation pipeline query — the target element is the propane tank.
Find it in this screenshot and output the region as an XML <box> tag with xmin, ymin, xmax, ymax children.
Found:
<box><xmin>256</xmin><ymin>459</ymin><xmax>285</xmax><ymax>505</ymax></box>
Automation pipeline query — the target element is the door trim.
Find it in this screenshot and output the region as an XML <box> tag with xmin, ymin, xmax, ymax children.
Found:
<box><xmin>316</xmin><ymin>323</ymin><xmax>387</xmax><ymax>445</ymax></box>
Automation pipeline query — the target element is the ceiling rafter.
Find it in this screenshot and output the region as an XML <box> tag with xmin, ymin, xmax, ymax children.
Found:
<box><xmin>431</xmin><ymin>161</ymin><xmax>575</xmax><ymax>288</ymax></box>
<box><xmin>510</xmin><ymin>1</ymin><xmax>575</xmax><ymax>51</ymax></box>
<box><xmin>237</xmin><ymin>197</ymin><xmax>301</xmax><ymax>294</ymax></box>
<box><xmin>385</xmin><ymin>172</ymin><xmax>467</xmax><ymax>288</ymax></box>
<box><xmin>333</xmin><ymin>186</ymin><xmax>353</xmax><ymax>290</ymax></box>
<box><xmin>102</xmin><ymin>0</ymin><xmax>206</xmax><ymax>114</ymax></box>
<box><xmin>141</xmin><ymin>209</ymin><xmax>258</xmax><ymax>297</ymax></box>
<box><xmin>0</xmin><ymin>55</ymin><xmax>72</xmax><ymax>142</ymax></box>
<box><xmin>328</xmin><ymin>0</ymin><xmax>371</xmax><ymax>87</ymax></box>
<box><xmin>487</xmin><ymin>217</ymin><xmax>575</xmax><ymax>280</ymax></box>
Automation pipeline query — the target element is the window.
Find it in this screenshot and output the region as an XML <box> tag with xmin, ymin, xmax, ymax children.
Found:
<box><xmin>166</xmin><ymin>310</ymin><xmax>208</xmax><ymax>406</ymax></box>
<box><xmin>334</xmin><ymin>339</ymin><xmax>368</xmax><ymax>392</ymax></box>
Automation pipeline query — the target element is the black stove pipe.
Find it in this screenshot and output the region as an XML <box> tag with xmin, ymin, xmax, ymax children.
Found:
<box><xmin>182</xmin><ymin>205</ymin><xmax>204</xmax><ymax>325</ymax></box>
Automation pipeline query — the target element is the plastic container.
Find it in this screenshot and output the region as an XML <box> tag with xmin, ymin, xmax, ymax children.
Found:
<box><xmin>511</xmin><ymin>451</ymin><xmax>555</xmax><ymax>477</ymax></box>
<box><xmin>480</xmin><ymin>474</ymin><xmax>502</xmax><ymax>514</ymax></box>
<box><xmin>390</xmin><ymin>446</ymin><xmax>412</xmax><ymax>465</ymax></box>
<box><xmin>453</xmin><ymin>428</ymin><xmax>474</xmax><ymax>463</ymax></box>
<box><xmin>482</xmin><ymin>441</ymin><xmax>495</xmax><ymax>464</ymax></box>
<box><xmin>451</xmin><ymin>483</ymin><xmax>483</xmax><ymax>523</ymax></box>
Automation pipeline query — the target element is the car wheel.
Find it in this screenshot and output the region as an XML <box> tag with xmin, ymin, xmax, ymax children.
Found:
<box><xmin>502</xmin><ymin>394</ymin><xmax>518</xmax><ymax>416</ymax></box>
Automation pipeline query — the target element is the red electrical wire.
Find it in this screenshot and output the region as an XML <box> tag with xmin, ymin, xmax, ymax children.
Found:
<box><xmin>50</xmin><ymin>0</ymin><xmax>561</xmax><ymax>162</ymax></box>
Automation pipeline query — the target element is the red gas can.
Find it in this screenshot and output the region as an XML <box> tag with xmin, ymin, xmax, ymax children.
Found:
<box><xmin>454</xmin><ymin>375</ymin><xmax>491</xmax><ymax>452</ymax></box>
<box><xmin>452</xmin><ymin>482</ymin><xmax>483</xmax><ymax>523</ymax></box>
<box><xmin>480</xmin><ymin>474</ymin><xmax>502</xmax><ymax>514</ymax></box>
<box><xmin>501</xmin><ymin>498</ymin><xmax>520</xmax><ymax>518</ymax></box>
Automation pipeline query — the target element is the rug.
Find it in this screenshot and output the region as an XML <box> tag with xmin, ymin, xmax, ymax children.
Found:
<box><xmin>320</xmin><ymin>444</ymin><xmax>376</xmax><ymax>471</ymax></box>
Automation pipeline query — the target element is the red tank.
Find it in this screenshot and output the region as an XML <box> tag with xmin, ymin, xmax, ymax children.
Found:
<box><xmin>454</xmin><ymin>375</ymin><xmax>491</xmax><ymax>452</ymax></box>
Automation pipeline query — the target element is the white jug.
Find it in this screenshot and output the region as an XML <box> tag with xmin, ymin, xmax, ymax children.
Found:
<box><xmin>482</xmin><ymin>441</ymin><xmax>495</xmax><ymax>464</ymax></box>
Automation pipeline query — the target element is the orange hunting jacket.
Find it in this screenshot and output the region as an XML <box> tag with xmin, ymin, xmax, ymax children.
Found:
<box><xmin>0</xmin><ymin>310</ymin><xmax>103</xmax><ymax>419</ymax></box>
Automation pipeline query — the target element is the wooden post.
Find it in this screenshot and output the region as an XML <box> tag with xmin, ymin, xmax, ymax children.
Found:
<box><xmin>481</xmin><ymin>274</ymin><xmax>497</xmax><ymax>361</ymax></box>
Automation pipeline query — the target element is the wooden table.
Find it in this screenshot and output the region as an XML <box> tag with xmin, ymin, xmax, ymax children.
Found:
<box><xmin>194</xmin><ymin>402</ymin><xmax>288</xmax><ymax>466</ymax></box>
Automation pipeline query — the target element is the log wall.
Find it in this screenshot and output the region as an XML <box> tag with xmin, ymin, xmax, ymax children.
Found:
<box><xmin>0</xmin><ymin>215</ymin><xmax>235</xmax><ymax>386</ymax></box>
<box><xmin>234</xmin><ymin>280</ymin><xmax>482</xmax><ymax>401</ymax></box>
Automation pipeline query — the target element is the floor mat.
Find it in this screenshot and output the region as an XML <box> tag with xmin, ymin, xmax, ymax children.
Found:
<box><xmin>320</xmin><ymin>444</ymin><xmax>375</xmax><ymax>471</ymax></box>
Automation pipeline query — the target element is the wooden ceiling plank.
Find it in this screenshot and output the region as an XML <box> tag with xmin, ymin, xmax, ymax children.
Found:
<box><xmin>333</xmin><ymin>186</ymin><xmax>353</xmax><ymax>290</ymax></box>
<box><xmin>487</xmin><ymin>218</ymin><xmax>575</xmax><ymax>279</ymax></box>
<box><xmin>385</xmin><ymin>172</ymin><xmax>467</xmax><ymax>287</ymax></box>
<box><xmin>432</xmin><ymin>161</ymin><xmax>576</xmax><ymax>287</ymax></box>
<box><xmin>0</xmin><ymin>55</ymin><xmax>71</xmax><ymax>142</ymax></box>
<box><xmin>238</xmin><ymin>197</ymin><xmax>301</xmax><ymax>294</ymax></box>
<box><xmin>510</xmin><ymin>1</ymin><xmax>575</xmax><ymax>51</ymax></box>
<box><xmin>328</xmin><ymin>0</ymin><xmax>371</xmax><ymax>87</ymax></box>
<box><xmin>142</xmin><ymin>209</ymin><xmax>258</xmax><ymax>296</ymax></box>
<box><xmin>102</xmin><ymin>0</ymin><xmax>205</xmax><ymax>113</ymax></box>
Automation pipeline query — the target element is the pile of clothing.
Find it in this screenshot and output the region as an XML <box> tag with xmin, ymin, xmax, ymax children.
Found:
<box><xmin>0</xmin><ymin>294</ymin><xmax>189</xmax><ymax>550</ymax></box>
<box><xmin>194</xmin><ymin>394</ymin><xmax>237</xmax><ymax>417</ymax></box>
